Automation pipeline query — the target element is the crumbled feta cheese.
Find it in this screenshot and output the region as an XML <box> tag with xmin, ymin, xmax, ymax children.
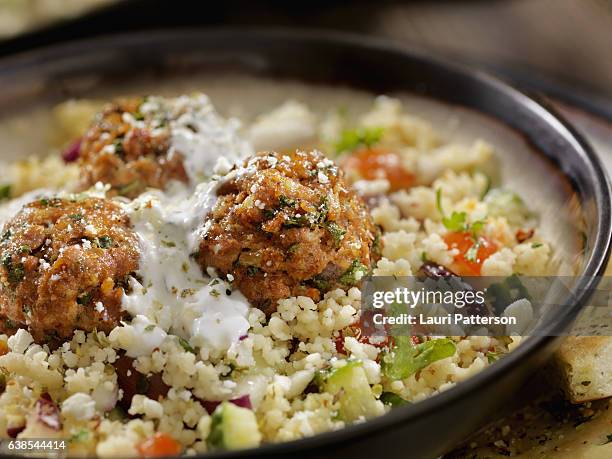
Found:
<box><xmin>7</xmin><ymin>329</ymin><xmax>34</xmax><ymax>354</ymax></box>
<box><xmin>62</xmin><ymin>393</ymin><xmax>97</xmax><ymax>421</ymax></box>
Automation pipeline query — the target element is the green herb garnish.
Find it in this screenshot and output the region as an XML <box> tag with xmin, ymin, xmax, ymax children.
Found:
<box><xmin>380</xmin><ymin>392</ymin><xmax>410</xmax><ymax>407</ymax></box>
<box><xmin>339</xmin><ymin>259</ymin><xmax>369</xmax><ymax>286</ymax></box>
<box><xmin>1</xmin><ymin>229</ymin><xmax>12</xmax><ymax>242</ymax></box>
<box><xmin>97</xmin><ymin>236</ymin><xmax>113</xmax><ymax>249</ymax></box>
<box><xmin>442</xmin><ymin>211</ymin><xmax>468</xmax><ymax>232</ymax></box>
<box><xmin>113</xmin><ymin>138</ymin><xmax>125</xmax><ymax>156</ymax></box>
<box><xmin>324</xmin><ymin>221</ymin><xmax>346</xmax><ymax>245</ymax></box>
<box><xmin>77</xmin><ymin>292</ymin><xmax>92</xmax><ymax>306</ymax></box>
<box><xmin>278</xmin><ymin>195</ymin><xmax>296</xmax><ymax>208</ymax></box>
<box><xmin>382</xmin><ymin>337</ymin><xmax>457</xmax><ymax>379</ymax></box>
<box><xmin>178</xmin><ymin>337</ymin><xmax>196</xmax><ymax>354</ymax></box>
<box><xmin>465</xmin><ymin>239</ymin><xmax>482</xmax><ymax>262</ymax></box>
<box><xmin>283</xmin><ymin>214</ymin><xmax>312</xmax><ymax>228</ymax></box>
<box><xmin>70</xmin><ymin>429</ymin><xmax>90</xmax><ymax>443</ymax></box>
<box><xmin>335</xmin><ymin>127</ymin><xmax>384</xmax><ymax>154</ymax></box>
<box><xmin>0</xmin><ymin>184</ymin><xmax>11</xmax><ymax>201</ymax></box>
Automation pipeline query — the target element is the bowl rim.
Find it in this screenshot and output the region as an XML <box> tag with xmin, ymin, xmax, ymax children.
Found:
<box><xmin>0</xmin><ymin>27</ymin><xmax>610</xmax><ymax>458</ymax></box>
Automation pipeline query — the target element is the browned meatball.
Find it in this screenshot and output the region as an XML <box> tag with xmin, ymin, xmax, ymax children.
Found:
<box><xmin>78</xmin><ymin>97</ymin><xmax>188</xmax><ymax>198</ymax></box>
<box><xmin>198</xmin><ymin>150</ymin><xmax>381</xmax><ymax>313</ymax></box>
<box><xmin>0</xmin><ymin>197</ymin><xmax>139</xmax><ymax>343</ymax></box>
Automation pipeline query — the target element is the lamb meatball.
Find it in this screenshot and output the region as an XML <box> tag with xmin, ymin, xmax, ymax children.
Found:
<box><xmin>198</xmin><ymin>150</ymin><xmax>382</xmax><ymax>313</ymax></box>
<box><xmin>0</xmin><ymin>197</ymin><xmax>139</xmax><ymax>343</ymax></box>
<box><xmin>78</xmin><ymin>97</ymin><xmax>188</xmax><ymax>198</ymax></box>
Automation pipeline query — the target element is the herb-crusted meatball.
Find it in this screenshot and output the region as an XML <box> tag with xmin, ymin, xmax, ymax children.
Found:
<box><xmin>78</xmin><ymin>97</ymin><xmax>188</xmax><ymax>198</ymax></box>
<box><xmin>198</xmin><ymin>150</ymin><xmax>381</xmax><ymax>313</ymax></box>
<box><xmin>0</xmin><ymin>197</ymin><xmax>139</xmax><ymax>343</ymax></box>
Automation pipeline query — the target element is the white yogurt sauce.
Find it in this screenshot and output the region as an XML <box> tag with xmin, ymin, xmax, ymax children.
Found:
<box><xmin>119</xmin><ymin>182</ymin><xmax>250</xmax><ymax>357</ymax></box>
<box><xmin>140</xmin><ymin>94</ymin><xmax>253</xmax><ymax>184</ymax></box>
<box><xmin>114</xmin><ymin>94</ymin><xmax>255</xmax><ymax>357</ymax></box>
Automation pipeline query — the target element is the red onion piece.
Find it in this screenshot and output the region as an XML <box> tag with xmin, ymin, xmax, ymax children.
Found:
<box><xmin>200</xmin><ymin>400</ymin><xmax>221</xmax><ymax>414</ymax></box>
<box><xmin>62</xmin><ymin>138</ymin><xmax>82</xmax><ymax>163</ymax></box>
<box><xmin>200</xmin><ymin>394</ymin><xmax>252</xmax><ymax>414</ymax></box>
<box><xmin>35</xmin><ymin>397</ymin><xmax>61</xmax><ymax>431</ymax></box>
<box><xmin>230</xmin><ymin>394</ymin><xmax>252</xmax><ymax>409</ymax></box>
<box><xmin>6</xmin><ymin>425</ymin><xmax>25</xmax><ymax>438</ymax></box>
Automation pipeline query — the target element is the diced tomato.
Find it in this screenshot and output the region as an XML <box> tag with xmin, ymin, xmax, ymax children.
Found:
<box><xmin>515</xmin><ymin>228</ymin><xmax>534</xmax><ymax>243</ymax></box>
<box><xmin>443</xmin><ymin>231</ymin><xmax>497</xmax><ymax>276</ymax></box>
<box><xmin>343</xmin><ymin>147</ymin><xmax>415</xmax><ymax>191</ymax></box>
<box><xmin>0</xmin><ymin>340</ymin><xmax>8</xmax><ymax>356</ymax></box>
<box><xmin>137</xmin><ymin>433</ymin><xmax>182</xmax><ymax>457</ymax></box>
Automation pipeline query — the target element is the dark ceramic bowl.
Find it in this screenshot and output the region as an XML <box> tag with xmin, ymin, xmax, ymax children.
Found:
<box><xmin>0</xmin><ymin>29</ymin><xmax>609</xmax><ymax>459</ymax></box>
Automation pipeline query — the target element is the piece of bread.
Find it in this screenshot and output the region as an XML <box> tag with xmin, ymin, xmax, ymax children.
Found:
<box><xmin>552</xmin><ymin>336</ymin><xmax>612</xmax><ymax>403</ymax></box>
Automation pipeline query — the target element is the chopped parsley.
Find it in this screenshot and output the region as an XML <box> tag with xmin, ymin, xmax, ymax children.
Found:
<box><xmin>278</xmin><ymin>195</ymin><xmax>296</xmax><ymax>208</ymax></box>
<box><xmin>2</xmin><ymin>253</ymin><xmax>24</xmax><ymax>284</ymax></box>
<box><xmin>335</xmin><ymin>127</ymin><xmax>384</xmax><ymax>154</ymax></box>
<box><xmin>532</xmin><ymin>242</ymin><xmax>543</xmax><ymax>248</ymax></box>
<box><xmin>77</xmin><ymin>292</ymin><xmax>92</xmax><ymax>306</ymax></box>
<box><xmin>465</xmin><ymin>239</ymin><xmax>482</xmax><ymax>262</ymax></box>
<box><xmin>380</xmin><ymin>392</ymin><xmax>410</xmax><ymax>407</ymax></box>
<box><xmin>19</xmin><ymin>245</ymin><xmax>31</xmax><ymax>254</ymax></box>
<box><xmin>161</xmin><ymin>240</ymin><xmax>176</xmax><ymax>248</ymax></box>
<box><xmin>178</xmin><ymin>337</ymin><xmax>196</xmax><ymax>354</ymax></box>
<box><xmin>113</xmin><ymin>138</ymin><xmax>125</xmax><ymax>156</ymax></box>
<box><xmin>69</xmin><ymin>213</ymin><xmax>84</xmax><ymax>221</ymax></box>
<box><xmin>70</xmin><ymin>429</ymin><xmax>90</xmax><ymax>443</ymax></box>
<box><xmin>339</xmin><ymin>259</ymin><xmax>369</xmax><ymax>286</ymax></box>
<box><xmin>324</xmin><ymin>221</ymin><xmax>346</xmax><ymax>245</ymax></box>
<box><xmin>97</xmin><ymin>236</ymin><xmax>113</xmax><ymax>249</ymax></box>
<box><xmin>310</xmin><ymin>275</ymin><xmax>331</xmax><ymax>291</ymax></box>
<box><xmin>209</xmin><ymin>289</ymin><xmax>220</xmax><ymax>298</ymax></box>
<box><xmin>0</xmin><ymin>184</ymin><xmax>11</xmax><ymax>201</ymax></box>
<box><xmin>1</xmin><ymin>229</ymin><xmax>12</xmax><ymax>242</ymax></box>
<box><xmin>144</xmin><ymin>324</ymin><xmax>156</xmax><ymax>332</ymax></box>
<box><xmin>442</xmin><ymin>211</ymin><xmax>467</xmax><ymax>232</ymax></box>
<box><xmin>382</xmin><ymin>337</ymin><xmax>457</xmax><ymax>379</ymax></box>
<box><xmin>283</xmin><ymin>214</ymin><xmax>311</xmax><ymax>228</ymax></box>
<box><xmin>2</xmin><ymin>253</ymin><xmax>11</xmax><ymax>267</ymax></box>
<box><xmin>486</xmin><ymin>351</ymin><xmax>500</xmax><ymax>363</ymax></box>
<box><xmin>246</xmin><ymin>266</ymin><xmax>261</xmax><ymax>277</ymax></box>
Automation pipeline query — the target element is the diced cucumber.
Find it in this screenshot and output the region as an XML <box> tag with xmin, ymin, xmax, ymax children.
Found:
<box><xmin>484</xmin><ymin>189</ymin><xmax>531</xmax><ymax>226</ymax></box>
<box><xmin>208</xmin><ymin>402</ymin><xmax>262</xmax><ymax>451</ymax></box>
<box><xmin>317</xmin><ymin>360</ymin><xmax>381</xmax><ymax>422</ymax></box>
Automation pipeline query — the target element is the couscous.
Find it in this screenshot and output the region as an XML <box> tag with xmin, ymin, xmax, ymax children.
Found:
<box><xmin>0</xmin><ymin>93</ymin><xmax>553</xmax><ymax>456</ymax></box>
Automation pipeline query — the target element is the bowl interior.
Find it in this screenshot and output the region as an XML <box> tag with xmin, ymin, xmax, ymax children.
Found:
<box><xmin>0</xmin><ymin>29</ymin><xmax>608</xmax><ymax>457</ymax></box>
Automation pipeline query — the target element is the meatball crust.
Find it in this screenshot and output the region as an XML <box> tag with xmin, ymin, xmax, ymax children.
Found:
<box><xmin>0</xmin><ymin>197</ymin><xmax>139</xmax><ymax>343</ymax></box>
<box><xmin>198</xmin><ymin>150</ymin><xmax>382</xmax><ymax>313</ymax></box>
<box><xmin>78</xmin><ymin>97</ymin><xmax>188</xmax><ymax>198</ymax></box>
